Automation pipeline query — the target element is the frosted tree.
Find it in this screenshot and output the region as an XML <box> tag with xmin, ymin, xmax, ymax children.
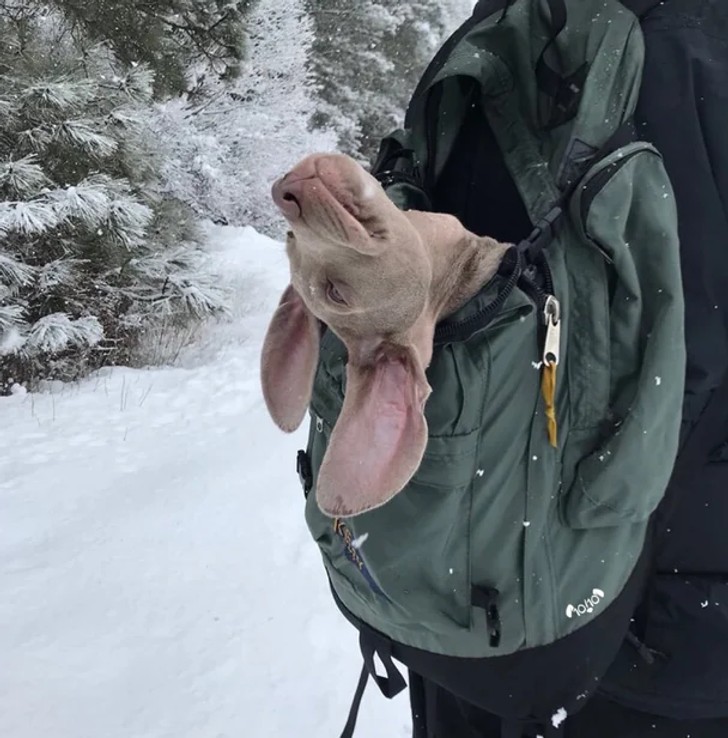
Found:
<box><xmin>304</xmin><ymin>1</ymin><xmax>471</xmax><ymax>161</ymax></box>
<box><xmin>150</xmin><ymin>0</ymin><xmax>472</xmax><ymax>233</ymax></box>
<box><xmin>153</xmin><ymin>0</ymin><xmax>337</xmax><ymax>235</ymax></box>
<box><xmin>12</xmin><ymin>0</ymin><xmax>255</xmax><ymax>97</ymax></box>
<box><xmin>0</xmin><ymin>7</ymin><xmax>226</xmax><ymax>390</ymax></box>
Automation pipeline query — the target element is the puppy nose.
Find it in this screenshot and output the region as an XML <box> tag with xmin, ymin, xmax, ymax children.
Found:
<box><xmin>271</xmin><ymin>175</ymin><xmax>304</xmax><ymax>220</ymax></box>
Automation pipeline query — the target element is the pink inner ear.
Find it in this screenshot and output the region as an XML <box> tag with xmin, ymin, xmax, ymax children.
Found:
<box><xmin>316</xmin><ymin>347</ymin><xmax>430</xmax><ymax>518</ymax></box>
<box><xmin>261</xmin><ymin>285</ymin><xmax>320</xmax><ymax>432</ymax></box>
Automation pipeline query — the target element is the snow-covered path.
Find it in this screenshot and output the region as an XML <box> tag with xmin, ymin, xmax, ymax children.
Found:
<box><xmin>0</xmin><ymin>226</ymin><xmax>409</xmax><ymax>738</ymax></box>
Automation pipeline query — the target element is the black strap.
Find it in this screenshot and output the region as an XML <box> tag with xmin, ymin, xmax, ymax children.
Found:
<box><xmin>359</xmin><ymin>629</ymin><xmax>407</xmax><ymax>698</ymax></box>
<box><xmin>405</xmin><ymin>0</ymin><xmax>510</xmax><ymax>125</ymax></box>
<box><xmin>472</xmin><ymin>586</ymin><xmax>502</xmax><ymax>647</ymax></box>
<box><xmin>619</xmin><ymin>0</ymin><xmax>665</xmax><ymax>18</ymax></box>
<box><xmin>340</xmin><ymin>629</ymin><xmax>407</xmax><ymax>738</ymax></box>
<box><xmin>537</xmin><ymin>0</ymin><xmax>664</xmax><ymax>98</ymax></box>
<box><xmin>339</xmin><ymin>664</ymin><xmax>370</xmax><ymax>738</ymax></box>
<box><xmin>517</xmin><ymin>116</ymin><xmax>638</xmax><ymax>263</ymax></box>
<box><xmin>535</xmin><ymin>0</ymin><xmax>568</xmax><ymax>98</ymax></box>
<box><xmin>586</xmin><ymin>118</ymin><xmax>637</xmax><ymax>171</ymax></box>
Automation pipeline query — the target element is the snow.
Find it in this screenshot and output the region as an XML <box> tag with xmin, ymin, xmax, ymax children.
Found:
<box><xmin>0</xmin><ymin>225</ymin><xmax>409</xmax><ymax>738</ymax></box>
<box><xmin>551</xmin><ymin>707</ymin><xmax>568</xmax><ymax>728</ymax></box>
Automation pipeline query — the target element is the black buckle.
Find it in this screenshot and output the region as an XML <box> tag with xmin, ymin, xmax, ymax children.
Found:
<box><xmin>296</xmin><ymin>450</ymin><xmax>313</xmax><ymax>497</ymax></box>
<box><xmin>517</xmin><ymin>205</ymin><xmax>563</xmax><ymax>262</ymax></box>
<box><xmin>472</xmin><ymin>586</ymin><xmax>502</xmax><ymax>648</ymax></box>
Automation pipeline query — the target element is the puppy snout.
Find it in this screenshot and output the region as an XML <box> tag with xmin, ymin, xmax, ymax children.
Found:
<box><xmin>271</xmin><ymin>175</ymin><xmax>304</xmax><ymax>220</ymax></box>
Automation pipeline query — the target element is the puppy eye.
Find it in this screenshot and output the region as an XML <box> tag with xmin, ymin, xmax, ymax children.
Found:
<box><xmin>326</xmin><ymin>280</ymin><xmax>347</xmax><ymax>306</ymax></box>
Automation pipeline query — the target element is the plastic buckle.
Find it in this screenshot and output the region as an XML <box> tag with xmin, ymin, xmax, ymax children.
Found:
<box><xmin>296</xmin><ymin>450</ymin><xmax>313</xmax><ymax>497</ymax></box>
<box><xmin>519</xmin><ymin>205</ymin><xmax>564</xmax><ymax>262</ymax></box>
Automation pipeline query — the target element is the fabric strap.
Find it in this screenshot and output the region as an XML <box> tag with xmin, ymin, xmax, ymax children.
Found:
<box><xmin>340</xmin><ymin>629</ymin><xmax>407</xmax><ymax>738</ymax></box>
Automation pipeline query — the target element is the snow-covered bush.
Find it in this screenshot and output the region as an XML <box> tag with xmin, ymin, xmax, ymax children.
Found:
<box><xmin>0</xmin><ymin>8</ymin><xmax>227</xmax><ymax>389</ymax></box>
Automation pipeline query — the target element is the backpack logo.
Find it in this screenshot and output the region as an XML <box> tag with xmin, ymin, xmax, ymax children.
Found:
<box><xmin>565</xmin><ymin>588</ymin><xmax>605</xmax><ymax>618</ymax></box>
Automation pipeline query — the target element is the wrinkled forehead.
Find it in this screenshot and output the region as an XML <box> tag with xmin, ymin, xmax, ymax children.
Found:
<box><xmin>288</xmin><ymin>225</ymin><xmax>422</xmax><ymax>280</ymax></box>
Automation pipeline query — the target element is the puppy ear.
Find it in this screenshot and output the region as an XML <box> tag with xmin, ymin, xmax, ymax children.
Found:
<box><xmin>316</xmin><ymin>343</ymin><xmax>431</xmax><ymax>518</ymax></box>
<box><xmin>261</xmin><ymin>285</ymin><xmax>320</xmax><ymax>432</ymax></box>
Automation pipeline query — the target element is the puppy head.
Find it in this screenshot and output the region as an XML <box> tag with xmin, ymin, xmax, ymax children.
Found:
<box><xmin>261</xmin><ymin>154</ymin><xmax>437</xmax><ymax>518</ymax></box>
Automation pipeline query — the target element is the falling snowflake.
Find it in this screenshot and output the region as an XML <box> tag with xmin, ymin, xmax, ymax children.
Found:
<box><xmin>551</xmin><ymin>708</ymin><xmax>568</xmax><ymax>728</ymax></box>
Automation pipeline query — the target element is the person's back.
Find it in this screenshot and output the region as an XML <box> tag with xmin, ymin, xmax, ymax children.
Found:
<box><xmin>566</xmin><ymin>2</ymin><xmax>728</xmax><ymax>733</ymax></box>
<box><xmin>436</xmin><ymin>0</ymin><xmax>728</xmax><ymax>734</ymax></box>
<box><xmin>385</xmin><ymin>0</ymin><xmax>728</xmax><ymax>735</ymax></box>
<box><xmin>271</xmin><ymin>2</ymin><xmax>728</xmax><ymax>736</ymax></box>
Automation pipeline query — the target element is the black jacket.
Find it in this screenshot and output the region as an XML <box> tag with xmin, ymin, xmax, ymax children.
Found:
<box><xmin>428</xmin><ymin>0</ymin><xmax>728</xmax><ymax>721</ymax></box>
<box><xmin>598</xmin><ymin>0</ymin><xmax>728</xmax><ymax>719</ymax></box>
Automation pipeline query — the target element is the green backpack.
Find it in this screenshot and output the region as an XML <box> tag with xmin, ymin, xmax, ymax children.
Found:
<box><xmin>297</xmin><ymin>0</ymin><xmax>685</xmax><ymax>666</ymax></box>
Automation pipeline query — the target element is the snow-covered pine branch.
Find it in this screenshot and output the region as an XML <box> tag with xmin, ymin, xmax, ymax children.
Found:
<box><xmin>0</xmin><ymin>200</ymin><xmax>61</xmax><ymax>235</ymax></box>
<box><xmin>0</xmin><ymin>251</ymin><xmax>37</xmax><ymax>290</ymax></box>
<box><xmin>19</xmin><ymin>78</ymin><xmax>97</xmax><ymax>113</ymax></box>
<box><xmin>0</xmin><ymin>155</ymin><xmax>50</xmax><ymax>197</ymax></box>
<box><xmin>23</xmin><ymin>313</ymin><xmax>104</xmax><ymax>354</ymax></box>
<box><xmin>0</xmin><ymin>6</ymin><xmax>228</xmax><ymax>389</ymax></box>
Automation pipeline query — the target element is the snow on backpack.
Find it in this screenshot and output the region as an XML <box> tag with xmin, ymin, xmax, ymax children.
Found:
<box><xmin>295</xmin><ymin>0</ymin><xmax>685</xmax><ymax>706</ymax></box>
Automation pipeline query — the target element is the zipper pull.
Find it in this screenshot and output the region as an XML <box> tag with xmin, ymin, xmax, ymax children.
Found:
<box><xmin>543</xmin><ymin>296</ymin><xmax>561</xmax><ymax>367</ymax></box>
<box><xmin>541</xmin><ymin>296</ymin><xmax>561</xmax><ymax>448</ymax></box>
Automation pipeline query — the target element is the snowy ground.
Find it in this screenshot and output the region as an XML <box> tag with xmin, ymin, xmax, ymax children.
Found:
<box><xmin>0</xmin><ymin>225</ymin><xmax>410</xmax><ymax>738</ymax></box>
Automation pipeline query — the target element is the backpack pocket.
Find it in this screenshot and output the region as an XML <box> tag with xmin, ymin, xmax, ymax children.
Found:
<box><xmin>303</xmin><ymin>292</ymin><xmax>539</xmax><ymax>654</ymax></box>
<box><xmin>304</xmin><ymin>407</ymin><xmax>480</xmax><ymax>632</ymax></box>
<box><xmin>303</xmin><ymin>327</ymin><xmax>482</xmax><ymax>635</ymax></box>
<box><xmin>561</xmin><ymin>142</ymin><xmax>685</xmax><ymax>528</ymax></box>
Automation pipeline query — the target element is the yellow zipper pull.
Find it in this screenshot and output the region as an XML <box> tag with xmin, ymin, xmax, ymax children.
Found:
<box><xmin>541</xmin><ymin>296</ymin><xmax>561</xmax><ymax>448</ymax></box>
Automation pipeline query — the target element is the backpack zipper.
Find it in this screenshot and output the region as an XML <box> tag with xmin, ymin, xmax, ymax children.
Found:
<box><xmin>543</xmin><ymin>296</ymin><xmax>561</xmax><ymax>366</ymax></box>
<box><xmin>541</xmin><ymin>296</ymin><xmax>561</xmax><ymax>447</ymax></box>
<box><xmin>579</xmin><ymin>148</ymin><xmax>644</xmax><ymax>224</ymax></box>
<box><xmin>433</xmin><ymin>246</ymin><xmax>522</xmax><ymax>345</ymax></box>
<box><xmin>519</xmin><ymin>265</ymin><xmax>562</xmax><ymax>448</ymax></box>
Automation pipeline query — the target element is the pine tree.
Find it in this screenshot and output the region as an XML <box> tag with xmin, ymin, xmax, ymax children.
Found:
<box><xmin>305</xmin><ymin>1</ymin><xmax>467</xmax><ymax>161</ymax></box>
<box><xmin>152</xmin><ymin>0</ymin><xmax>337</xmax><ymax>236</ymax></box>
<box><xmin>0</xmin><ymin>6</ymin><xmax>226</xmax><ymax>390</ymax></box>
<box><xmin>11</xmin><ymin>0</ymin><xmax>254</xmax><ymax>97</ymax></box>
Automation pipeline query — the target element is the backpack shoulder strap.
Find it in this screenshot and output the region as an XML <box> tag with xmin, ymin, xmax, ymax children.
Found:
<box><xmin>405</xmin><ymin>0</ymin><xmax>510</xmax><ymax>125</ymax></box>
<box><xmin>620</xmin><ymin>0</ymin><xmax>666</xmax><ymax>18</ymax></box>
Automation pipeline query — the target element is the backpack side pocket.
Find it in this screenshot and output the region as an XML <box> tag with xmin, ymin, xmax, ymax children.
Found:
<box><xmin>562</xmin><ymin>142</ymin><xmax>686</xmax><ymax>528</ymax></box>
